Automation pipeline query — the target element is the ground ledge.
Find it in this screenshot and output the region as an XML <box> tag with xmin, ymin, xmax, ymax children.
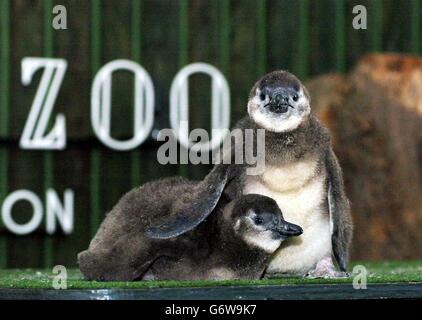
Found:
<box><xmin>0</xmin><ymin>261</ymin><xmax>421</xmax><ymax>290</ymax></box>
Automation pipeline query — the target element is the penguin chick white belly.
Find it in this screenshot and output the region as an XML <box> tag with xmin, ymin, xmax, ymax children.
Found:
<box><xmin>243</xmin><ymin>160</ymin><xmax>331</xmax><ymax>275</ymax></box>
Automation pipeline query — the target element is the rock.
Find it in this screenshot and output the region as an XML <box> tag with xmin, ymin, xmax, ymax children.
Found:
<box><xmin>307</xmin><ymin>53</ymin><xmax>422</xmax><ymax>260</ymax></box>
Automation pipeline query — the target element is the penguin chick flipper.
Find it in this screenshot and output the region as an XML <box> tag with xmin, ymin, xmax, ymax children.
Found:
<box><xmin>146</xmin><ymin>164</ymin><xmax>231</xmax><ymax>239</ymax></box>
<box><xmin>326</xmin><ymin>148</ymin><xmax>353</xmax><ymax>272</ymax></box>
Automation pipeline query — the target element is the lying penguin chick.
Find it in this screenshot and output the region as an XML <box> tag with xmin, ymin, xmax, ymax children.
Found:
<box><xmin>144</xmin><ymin>194</ymin><xmax>303</xmax><ymax>281</ymax></box>
<box><xmin>77</xmin><ymin>176</ymin><xmax>301</xmax><ymax>282</ymax></box>
<box><xmin>78</xmin><ymin>167</ymin><xmax>243</xmax><ymax>281</ymax></box>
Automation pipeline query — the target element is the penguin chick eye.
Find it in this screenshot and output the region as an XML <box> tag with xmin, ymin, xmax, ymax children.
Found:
<box><xmin>292</xmin><ymin>93</ymin><xmax>299</xmax><ymax>102</ymax></box>
<box><xmin>254</xmin><ymin>216</ymin><xmax>263</xmax><ymax>225</ymax></box>
<box><xmin>259</xmin><ymin>93</ymin><xmax>266</xmax><ymax>101</ymax></box>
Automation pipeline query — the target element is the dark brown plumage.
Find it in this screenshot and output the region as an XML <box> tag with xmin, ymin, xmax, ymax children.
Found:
<box><xmin>77</xmin><ymin>178</ymin><xmax>302</xmax><ymax>281</ymax></box>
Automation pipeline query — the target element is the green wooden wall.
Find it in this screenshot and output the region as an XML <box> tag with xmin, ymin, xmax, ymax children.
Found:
<box><xmin>0</xmin><ymin>0</ymin><xmax>420</xmax><ymax>268</ymax></box>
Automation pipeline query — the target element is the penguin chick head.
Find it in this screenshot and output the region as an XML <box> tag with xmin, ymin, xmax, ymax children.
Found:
<box><xmin>231</xmin><ymin>194</ymin><xmax>303</xmax><ymax>254</ymax></box>
<box><xmin>247</xmin><ymin>70</ymin><xmax>311</xmax><ymax>133</ymax></box>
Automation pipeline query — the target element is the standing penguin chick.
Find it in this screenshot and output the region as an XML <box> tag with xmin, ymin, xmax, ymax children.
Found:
<box><xmin>151</xmin><ymin>71</ymin><xmax>353</xmax><ymax>278</ymax></box>
<box><xmin>78</xmin><ymin>175</ymin><xmax>301</xmax><ymax>281</ymax></box>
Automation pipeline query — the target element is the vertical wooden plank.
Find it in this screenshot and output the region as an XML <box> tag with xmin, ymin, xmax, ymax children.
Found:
<box><xmin>101</xmin><ymin>1</ymin><xmax>133</xmax><ymax>211</ymax></box>
<box><xmin>0</xmin><ymin>0</ymin><xmax>10</xmax><ymax>269</ymax></box>
<box><xmin>230</xmin><ymin>1</ymin><xmax>260</xmax><ymax>123</ymax></box>
<box><xmin>187</xmin><ymin>1</ymin><xmax>219</xmax><ymax>179</ymax></box>
<box><xmin>90</xmin><ymin>0</ymin><xmax>102</xmax><ymax>237</ymax></box>
<box><xmin>43</xmin><ymin>0</ymin><xmax>54</xmax><ymax>268</ymax></box>
<box><xmin>219</xmin><ymin>0</ymin><xmax>230</xmax><ymax>77</ymax></box>
<box><xmin>345</xmin><ymin>0</ymin><xmax>368</xmax><ymax>68</ymax></box>
<box><xmin>309</xmin><ymin>1</ymin><xmax>336</xmax><ymax>76</ymax></box>
<box><xmin>141</xmin><ymin>0</ymin><xmax>180</xmax><ymax>182</ymax></box>
<box><xmin>256</xmin><ymin>0</ymin><xmax>267</xmax><ymax>76</ymax></box>
<box><xmin>219</xmin><ymin>0</ymin><xmax>230</xmax><ymax>164</ymax></box>
<box><xmin>8</xmin><ymin>0</ymin><xmax>44</xmax><ymax>268</ymax></box>
<box><xmin>297</xmin><ymin>0</ymin><xmax>310</xmax><ymax>80</ymax></box>
<box><xmin>267</xmin><ymin>0</ymin><xmax>298</xmax><ymax>76</ymax></box>
<box><xmin>335</xmin><ymin>0</ymin><xmax>346</xmax><ymax>72</ymax></box>
<box><xmin>379</xmin><ymin>0</ymin><xmax>409</xmax><ymax>53</ymax></box>
<box><xmin>411</xmin><ymin>0</ymin><xmax>421</xmax><ymax>54</ymax></box>
<box><xmin>178</xmin><ymin>0</ymin><xmax>188</xmax><ymax>177</ymax></box>
<box><xmin>370</xmin><ymin>0</ymin><xmax>383</xmax><ymax>51</ymax></box>
<box><xmin>0</xmin><ymin>153</ymin><xmax>6</xmax><ymax>267</ymax></box>
<box><xmin>50</xmin><ymin>0</ymin><xmax>91</xmax><ymax>267</ymax></box>
<box><xmin>131</xmin><ymin>0</ymin><xmax>142</xmax><ymax>187</ymax></box>
<box><xmin>0</xmin><ymin>0</ymin><xmax>9</xmax><ymax>138</ymax></box>
<box><xmin>179</xmin><ymin>0</ymin><xmax>189</xmax><ymax>69</ymax></box>
<box><xmin>52</xmin><ymin>0</ymin><xmax>91</xmax><ymax>139</ymax></box>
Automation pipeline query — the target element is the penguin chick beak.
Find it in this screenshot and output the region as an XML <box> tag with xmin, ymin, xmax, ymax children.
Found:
<box><xmin>273</xmin><ymin>221</ymin><xmax>303</xmax><ymax>238</ymax></box>
<box><xmin>263</xmin><ymin>89</ymin><xmax>296</xmax><ymax>114</ymax></box>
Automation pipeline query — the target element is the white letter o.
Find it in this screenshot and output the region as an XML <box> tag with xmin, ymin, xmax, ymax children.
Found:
<box><xmin>2</xmin><ymin>190</ymin><xmax>43</xmax><ymax>235</ymax></box>
<box><xmin>91</xmin><ymin>59</ymin><xmax>155</xmax><ymax>151</ymax></box>
<box><xmin>170</xmin><ymin>62</ymin><xmax>230</xmax><ymax>152</ymax></box>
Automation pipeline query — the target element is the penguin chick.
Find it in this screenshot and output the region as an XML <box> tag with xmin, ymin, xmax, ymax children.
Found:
<box><xmin>144</xmin><ymin>194</ymin><xmax>303</xmax><ymax>281</ymax></box>
<box><xmin>77</xmin><ymin>175</ymin><xmax>301</xmax><ymax>281</ymax></box>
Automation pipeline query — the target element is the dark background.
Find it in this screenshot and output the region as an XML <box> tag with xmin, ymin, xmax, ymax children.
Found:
<box><xmin>0</xmin><ymin>0</ymin><xmax>420</xmax><ymax>268</ymax></box>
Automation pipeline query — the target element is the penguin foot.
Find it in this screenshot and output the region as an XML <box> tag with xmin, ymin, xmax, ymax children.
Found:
<box><xmin>305</xmin><ymin>269</ymin><xmax>348</xmax><ymax>279</ymax></box>
<box><xmin>305</xmin><ymin>256</ymin><xmax>349</xmax><ymax>279</ymax></box>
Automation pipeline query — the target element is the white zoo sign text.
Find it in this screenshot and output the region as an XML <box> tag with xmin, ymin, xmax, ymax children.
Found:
<box><xmin>20</xmin><ymin>58</ymin><xmax>230</xmax><ymax>152</ymax></box>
